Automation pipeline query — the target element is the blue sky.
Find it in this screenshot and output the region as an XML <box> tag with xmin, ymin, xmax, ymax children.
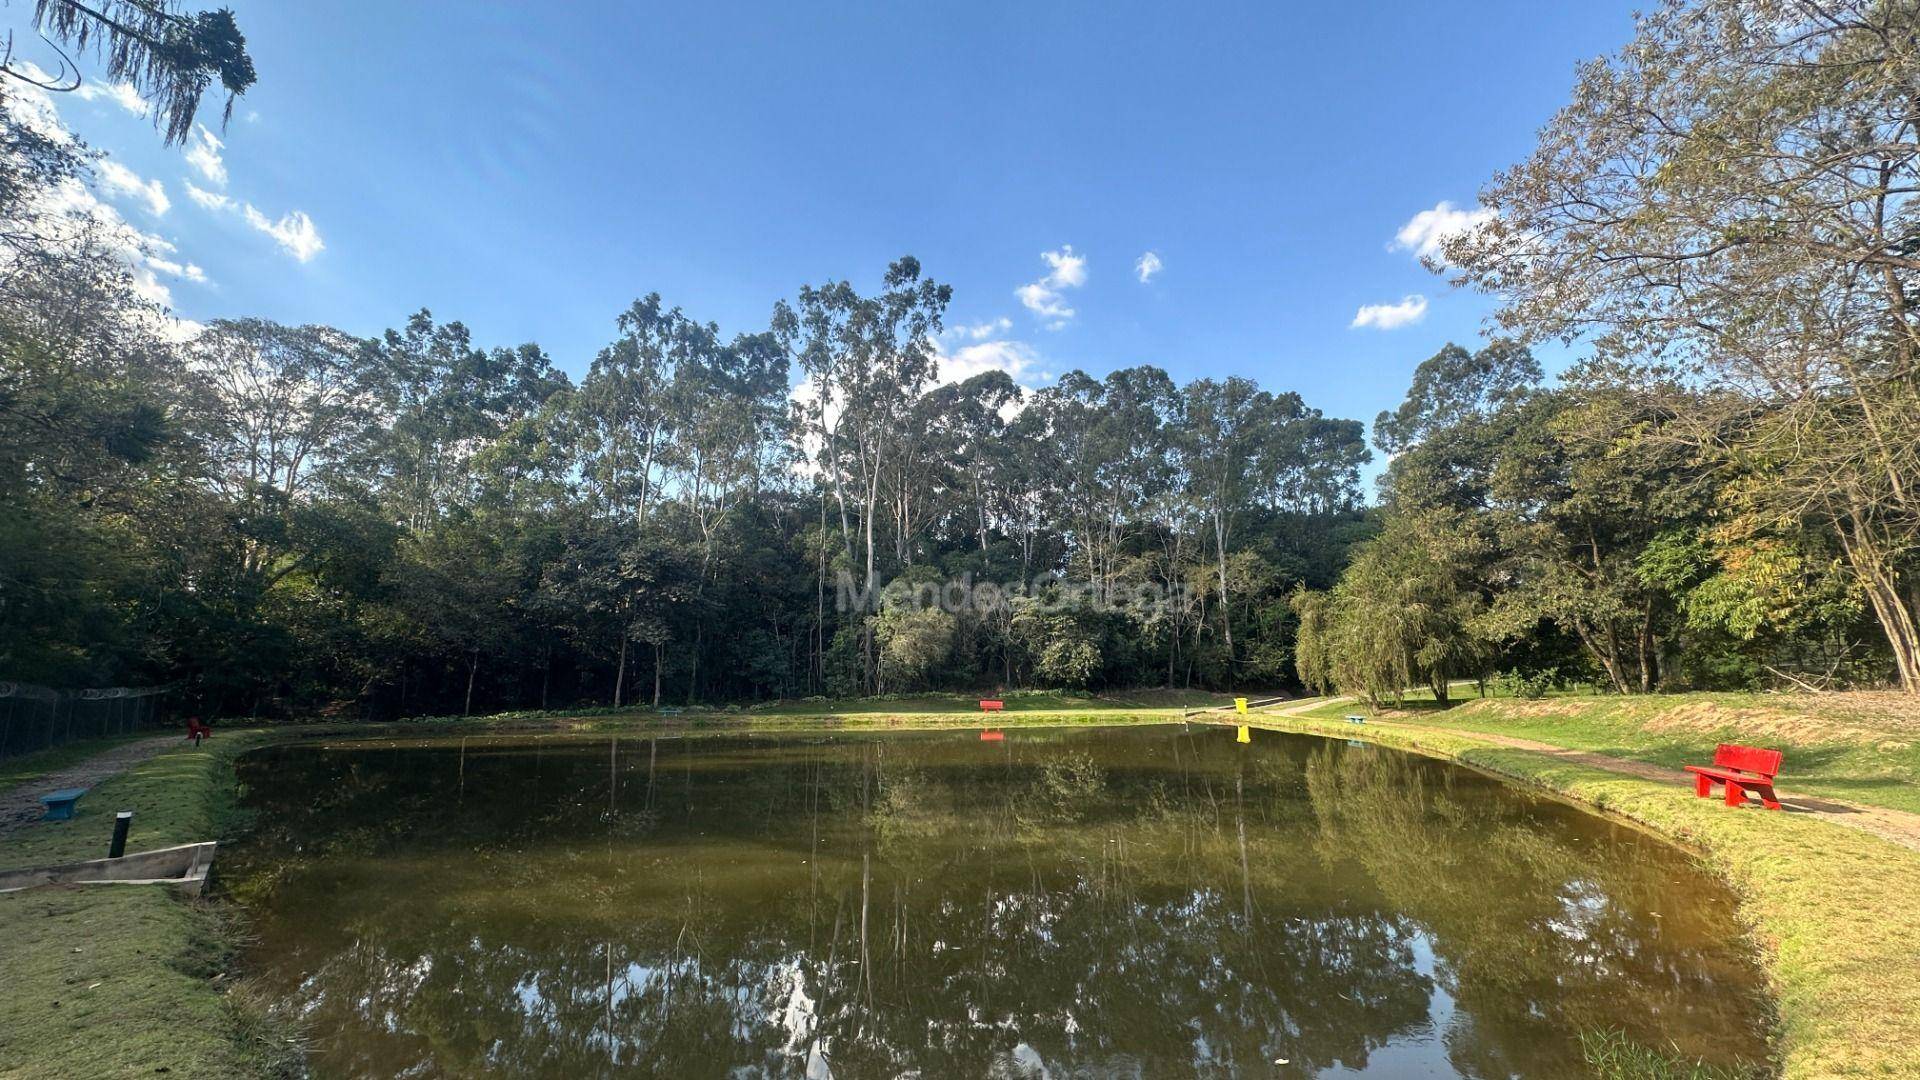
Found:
<box><xmin>6</xmin><ymin>0</ymin><xmax>1638</xmax><ymax>440</ymax></box>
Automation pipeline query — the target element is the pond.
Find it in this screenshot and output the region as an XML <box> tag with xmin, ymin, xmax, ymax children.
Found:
<box><xmin>225</xmin><ymin>726</ymin><xmax>1771</xmax><ymax>1078</ymax></box>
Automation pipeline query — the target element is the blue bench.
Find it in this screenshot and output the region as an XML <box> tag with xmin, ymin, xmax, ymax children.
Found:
<box><xmin>39</xmin><ymin>788</ymin><xmax>88</xmax><ymax>821</ymax></box>
<box><xmin>1345</xmin><ymin>715</ymin><xmax>1367</xmax><ymax>724</ymax></box>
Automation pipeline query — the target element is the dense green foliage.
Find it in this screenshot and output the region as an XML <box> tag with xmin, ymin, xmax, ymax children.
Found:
<box><xmin>1300</xmin><ymin>0</ymin><xmax>1920</xmax><ymax>703</ymax></box>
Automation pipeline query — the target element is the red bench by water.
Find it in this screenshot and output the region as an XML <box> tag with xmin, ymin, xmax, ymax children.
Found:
<box><xmin>1684</xmin><ymin>743</ymin><xmax>1784</xmax><ymax>810</ymax></box>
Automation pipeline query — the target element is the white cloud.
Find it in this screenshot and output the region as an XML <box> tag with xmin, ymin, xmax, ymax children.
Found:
<box><xmin>1039</xmin><ymin>246</ymin><xmax>1086</xmax><ymax>288</ymax></box>
<box><xmin>1018</xmin><ymin>245</ymin><xmax>1086</xmax><ymax>327</ymax></box>
<box><xmin>7</xmin><ymin>64</ymin><xmax>78</xmax><ymax>141</ymax></box>
<box><xmin>1134</xmin><ymin>251</ymin><xmax>1162</xmax><ymax>283</ymax></box>
<box><xmin>75</xmin><ymin>80</ymin><xmax>148</xmax><ymax>117</ymax></box>
<box><xmin>184</xmin><ymin>181</ymin><xmax>232</xmax><ymax>210</ymax></box>
<box><xmin>35</xmin><ymin>175</ymin><xmax>203</xmax><ymax>306</ymax></box>
<box><xmin>3</xmin><ymin>77</ymin><xmax>206</xmax><ymax>310</ymax></box>
<box><xmin>147</xmin><ymin>256</ymin><xmax>207</xmax><ymax>283</ymax></box>
<box><xmin>1393</xmin><ymin>201</ymin><xmax>1494</xmax><ymax>263</ymax></box>
<box><xmin>938</xmin><ymin>339</ymin><xmax>1045</xmax><ymax>387</ymax></box>
<box><xmin>948</xmin><ymin>317</ymin><xmax>1012</xmax><ymax>342</ymax></box>
<box><xmin>240</xmin><ymin>205</ymin><xmax>325</xmax><ymax>262</ymax></box>
<box><xmin>96</xmin><ymin>160</ymin><xmax>170</xmax><ymax>216</ymax></box>
<box><xmin>1351</xmin><ymin>294</ymin><xmax>1429</xmax><ymax>330</ymax></box>
<box><xmin>185</xmin><ymin>178</ymin><xmax>325</xmax><ymax>263</ymax></box>
<box><xmin>183</xmin><ymin>125</ymin><xmax>227</xmax><ymax>186</ymax></box>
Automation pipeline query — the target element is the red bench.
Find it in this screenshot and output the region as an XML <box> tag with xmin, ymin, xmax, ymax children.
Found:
<box><xmin>1684</xmin><ymin>743</ymin><xmax>1784</xmax><ymax>810</ymax></box>
<box><xmin>979</xmin><ymin>700</ymin><xmax>1004</xmax><ymax>712</ymax></box>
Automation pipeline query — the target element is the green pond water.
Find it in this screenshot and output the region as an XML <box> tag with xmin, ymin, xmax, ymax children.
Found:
<box><xmin>226</xmin><ymin>726</ymin><xmax>1771</xmax><ymax>1078</ymax></box>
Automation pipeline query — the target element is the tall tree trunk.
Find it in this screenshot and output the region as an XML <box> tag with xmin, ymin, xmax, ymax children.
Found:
<box><xmin>540</xmin><ymin>646</ymin><xmax>551</xmax><ymax>711</ymax></box>
<box><xmin>1840</xmin><ymin>524</ymin><xmax>1920</xmax><ymax>692</ymax></box>
<box><xmin>1637</xmin><ymin>596</ymin><xmax>1658</xmax><ymax>694</ymax></box>
<box><xmin>614</xmin><ymin>636</ymin><xmax>628</xmax><ymax>708</ymax></box>
<box><xmin>1213</xmin><ymin>512</ymin><xmax>1234</xmax><ymax>661</ymax></box>
<box><xmin>653</xmin><ymin>641</ymin><xmax>663</xmax><ymax>706</ymax></box>
<box><xmin>687</xmin><ymin>625</ymin><xmax>701</xmax><ymax>704</ymax></box>
<box><xmin>1574</xmin><ymin>622</ymin><xmax>1631</xmax><ymax>695</ymax></box>
<box><xmin>464</xmin><ymin>652</ymin><xmax>478</xmax><ymax>716</ymax></box>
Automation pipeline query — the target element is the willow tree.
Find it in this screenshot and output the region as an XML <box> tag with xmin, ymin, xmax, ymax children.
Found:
<box><xmin>1445</xmin><ymin>0</ymin><xmax>1920</xmax><ymax>691</ymax></box>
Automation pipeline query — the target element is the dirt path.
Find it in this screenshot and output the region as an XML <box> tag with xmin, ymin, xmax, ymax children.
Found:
<box><xmin>0</xmin><ymin>736</ymin><xmax>179</xmax><ymax>839</ymax></box>
<box><xmin>1256</xmin><ymin>696</ymin><xmax>1920</xmax><ymax>853</ymax></box>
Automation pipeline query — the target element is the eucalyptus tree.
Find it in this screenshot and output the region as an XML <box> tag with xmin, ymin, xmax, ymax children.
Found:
<box><xmin>357</xmin><ymin>311</ymin><xmax>565</xmax><ymax>532</ymax></box>
<box><xmin>776</xmin><ymin>257</ymin><xmax>950</xmax><ymax>600</ymax></box>
<box><xmin>657</xmin><ymin>327</ymin><xmax>791</xmax><ymax>697</ymax></box>
<box><xmin>576</xmin><ymin>295</ymin><xmax>713</xmax><ymax>525</ymax></box>
<box><xmin>1029</xmin><ymin>366</ymin><xmax>1180</xmax><ymax>595</ymax></box>
<box><xmin>919</xmin><ymin>369</ymin><xmax>1022</xmax><ymax>554</ymax></box>
<box><xmin>1179</xmin><ymin>377</ymin><xmax>1276</xmax><ymax>666</ymax></box>
<box><xmin>1443</xmin><ymin>0</ymin><xmax>1920</xmax><ymax>690</ymax></box>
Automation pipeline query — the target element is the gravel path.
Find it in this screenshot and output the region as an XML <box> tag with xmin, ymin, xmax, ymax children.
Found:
<box><xmin>0</xmin><ymin>735</ymin><xmax>180</xmax><ymax>839</ymax></box>
<box><xmin>1259</xmin><ymin>696</ymin><xmax>1920</xmax><ymax>853</ymax></box>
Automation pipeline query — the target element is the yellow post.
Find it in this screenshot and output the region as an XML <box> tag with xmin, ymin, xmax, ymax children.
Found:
<box><xmin>1236</xmin><ymin>724</ymin><xmax>1250</xmax><ymax>744</ymax></box>
<box><xmin>1234</xmin><ymin>697</ymin><xmax>1248</xmax><ymax>714</ymax></box>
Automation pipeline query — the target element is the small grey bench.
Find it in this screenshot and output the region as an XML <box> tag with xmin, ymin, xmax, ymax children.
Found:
<box><xmin>39</xmin><ymin>787</ymin><xmax>88</xmax><ymax>821</ymax></box>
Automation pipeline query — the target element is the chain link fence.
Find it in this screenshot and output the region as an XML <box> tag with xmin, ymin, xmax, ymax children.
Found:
<box><xmin>0</xmin><ymin>682</ymin><xmax>176</xmax><ymax>761</ymax></box>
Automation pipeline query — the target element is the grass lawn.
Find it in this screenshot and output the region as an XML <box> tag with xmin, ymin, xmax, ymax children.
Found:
<box><xmin>0</xmin><ymin>733</ymin><xmax>299</xmax><ymax>1079</ymax></box>
<box><xmin>1296</xmin><ymin>689</ymin><xmax>1920</xmax><ymax>816</ymax></box>
<box><xmin>0</xmin><ymin>737</ymin><xmax>252</xmax><ymax>872</ymax></box>
<box><xmin>739</xmin><ymin>687</ymin><xmax>1231</xmax><ymax>715</ymax></box>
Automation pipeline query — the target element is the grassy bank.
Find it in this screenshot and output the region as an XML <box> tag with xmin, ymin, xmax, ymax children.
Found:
<box><xmin>369</xmin><ymin>686</ymin><xmax>1239</xmax><ymax>733</ymax></box>
<box><xmin>1297</xmin><ymin>689</ymin><xmax>1920</xmax><ymax>815</ymax></box>
<box><xmin>0</xmin><ymin>733</ymin><xmax>300</xmax><ymax>1079</ymax></box>
<box><xmin>1251</xmin><ymin>708</ymin><xmax>1920</xmax><ymax>1079</ymax></box>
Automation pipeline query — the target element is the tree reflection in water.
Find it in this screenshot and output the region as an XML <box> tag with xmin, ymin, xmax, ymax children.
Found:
<box><xmin>225</xmin><ymin>727</ymin><xmax>1770</xmax><ymax>1078</ymax></box>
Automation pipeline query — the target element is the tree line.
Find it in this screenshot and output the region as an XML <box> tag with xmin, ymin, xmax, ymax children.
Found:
<box><xmin>0</xmin><ymin>85</ymin><xmax>1375</xmax><ymax>712</ymax></box>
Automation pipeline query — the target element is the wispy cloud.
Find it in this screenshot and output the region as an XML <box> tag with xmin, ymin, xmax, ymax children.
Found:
<box><xmin>7</xmin><ymin>71</ymin><xmax>205</xmax><ymax>310</ymax></box>
<box><xmin>1351</xmin><ymin>294</ymin><xmax>1428</xmax><ymax>330</ymax></box>
<box><xmin>75</xmin><ymin>79</ymin><xmax>147</xmax><ymax>117</ymax></box>
<box><xmin>1134</xmin><ymin>251</ymin><xmax>1162</xmax><ymax>283</ymax></box>
<box><xmin>147</xmin><ymin>255</ymin><xmax>207</xmax><ymax>283</ymax></box>
<box><xmin>183</xmin><ymin>125</ymin><xmax>227</xmax><ymax>186</ymax></box>
<box><xmin>96</xmin><ymin>160</ymin><xmax>170</xmax><ymax>216</ymax></box>
<box><xmin>1392</xmin><ymin>201</ymin><xmax>1493</xmax><ymax>263</ymax></box>
<box><xmin>185</xmin><ymin>182</ymin><xmax>325</xmax><ymax>263</ymax></box>
<box><xmin>184</xmin><ymin>181</ymin><xmax>230</xmax><ymax>210</ymax></box>
<box><xmin>1017</xmin><ymin>245</ymin><xmax>1086</xmax><ymax>328</ymax></box>
<box><xmin>948</xmin><ymin>317</ymin><xmax>1012</xmax><ymax>342</ymax></box>
<box><xmin>241</xmin><ymin>205</ymin><xmax>325</xmax><ymax>262</ymax></box>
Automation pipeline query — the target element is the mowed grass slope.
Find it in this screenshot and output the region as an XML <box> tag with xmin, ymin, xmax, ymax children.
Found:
<box><xmin>0</xmin><ymin>734</ymin><xmax>298</xmax><ymax>1079</ymax></box>
<box><xmin>1299</xmin><ymin>689</ymin><xmax>1920</xmax><ymax>815</ymax></box>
